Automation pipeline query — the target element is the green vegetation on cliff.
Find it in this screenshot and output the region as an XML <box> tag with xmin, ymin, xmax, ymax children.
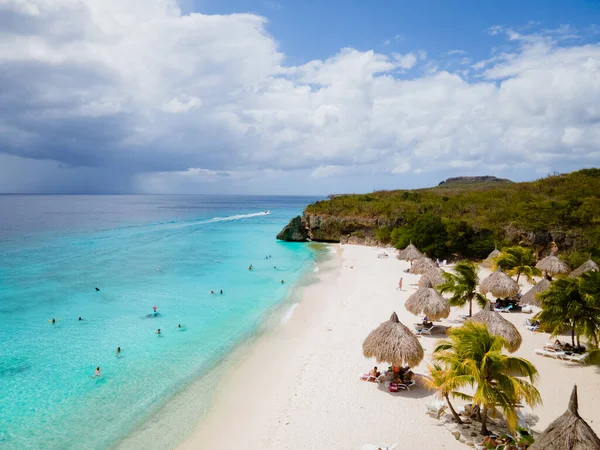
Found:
<box><xmin>304</xmin><ymin>169</ymin><xmax>600</xmax><ymax>260</ymax></box>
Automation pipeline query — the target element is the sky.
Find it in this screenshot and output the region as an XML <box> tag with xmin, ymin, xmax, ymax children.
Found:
<box><xmin>1</xmin><ymin>0</ymin><xmax>600</xmax><ymax>194</ymax></box>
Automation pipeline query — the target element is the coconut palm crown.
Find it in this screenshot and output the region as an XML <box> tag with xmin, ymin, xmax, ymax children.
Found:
<box><xmin>437</xmin><ymin>260</ymin><xmax>487</xmax><ymax>317</ymax></box>
<box><xmin>433</xmin><ymin>322</ymin><xmax>541</xmax><ymax>435</ymax></box>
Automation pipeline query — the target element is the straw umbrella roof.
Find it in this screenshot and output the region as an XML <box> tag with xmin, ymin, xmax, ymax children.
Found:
<box><xmin>520</xmin><ymin>278</ymin><xmax>551</xmax><ymax>307</ymax></box>
<box><xmin>405</xmin><ymin>280</ymin><xmax>450</xmax><ymax>321</ymax></box>
<box><xmin>409</xmin><ymin>256</ymin><xmax>438</xmax><ymax>275</ymax></box>
<box><xmin>536</xmin><ymin>255</ymin><xmax>570</xmax><ymax>276</ymax></box>
<box><xmin>468</xmin><ymin>302</ymin><xmax>522</xmax><ymax>352</ymax></box>
<box><xmin>362</xmin><ymin>312</ymin><xmax>424</xmax><ymax>367</ymax></box>
<box><xmin>397</xmin><ymin>242</ymin><xmax>423</xmax><ymax>261</ymax></box>
<box><xmin>569</xmin><ymin>257</ymin><xmax>599</xmax><ymax>278</ymax></box>
<box><xmin>530</xmin><ymin>385</ymin><xmax>600</xmax><ymax>450</ymax></box>
<box><xmin>481</xmin><ymin>247</ymin><xmax>502</xmax><ymax>268</ymax></box>
<box><xmin>418</xmin><ymin>267</ymin><xmax>447</xmax><ymax>288</ymax></box>
<box><xmin>479</xmin><ymin>269</ymin><xmax>520</xmax><ymax>298</ymax></box>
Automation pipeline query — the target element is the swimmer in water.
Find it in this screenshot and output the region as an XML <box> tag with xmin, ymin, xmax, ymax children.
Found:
<box><xmin>281</xmin><ymin>280</ymin><xmax>285</xmax><ymax>284</ymax></box>
<box><xmin>91</xmin><ymin>367</ymin><xmax>102</xmax><ymax>378</ymax></box>
<box><xmin>153</xmin><ymin>306</ymin><xmax>158</xmax><ymax>314</ymax></box>
<box><xmin>220</xmin><ymin>290</ymin><xmax>223</xmax><ymax>294</ymax></box>
<box><xmin>178</xmin><ymin>324</ymin><xmax>182</xmax><ymax>328</ymax></box>
<box><xmin>48</xmin><ymin>318</ymin><xmax>60</xmax><ymax>324</ymax></box>
<box><xmin>95</xmin><ymin>287</ymin><xmax>100</xmax><ymax>291</ymax></box>
<box><xmin>78</xmin><ymin>317</ymin><xmax>83</xmax><ymax>321</ymax></box>
<box><xmin>156</xmin><ymin>267</ymin><xmax>160</xmax><ymax>271</ymax></box>
<box><xmin>156</xmin><ymin>328</ymin><xmax>161</xmax><ymax>335</ymax></box>
<box><xmin>248</xmin><ymin>265</ymin><xmax>253</xmax><ymax>271</ymax></box>
<box><xmin>115</xmin><ymin>347</ymin><xmax>121</xmax><ymax>356</ymax></box>
<box><xmin>210</xmin><ymin>290</ymin><xmax>215</xmax><ymax>294</ymax></box>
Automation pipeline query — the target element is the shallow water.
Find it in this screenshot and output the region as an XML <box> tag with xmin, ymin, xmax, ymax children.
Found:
<box><xmin>0</xmin><ymin>195</ymin><xmax>320</xmax><ymax>449</ymax></box>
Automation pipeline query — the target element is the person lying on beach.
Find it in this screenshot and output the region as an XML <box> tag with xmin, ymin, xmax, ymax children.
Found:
<box><xmin>91</xmin><ymin>367</ymin><xmax>102</xmax><ymax>378</ymax></box>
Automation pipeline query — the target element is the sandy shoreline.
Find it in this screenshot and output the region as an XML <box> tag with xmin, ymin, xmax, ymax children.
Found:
<box><xmin>175</xmin><ymin>244</ymin><xmax>600</xmax><ymax>449</ymax></box>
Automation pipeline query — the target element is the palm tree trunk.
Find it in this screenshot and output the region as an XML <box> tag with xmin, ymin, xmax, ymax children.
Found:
<box><xmin>469</xmin><ymin>298</ymin><xmax>473</xmax><ymax>317</ymax></box>
<box><xmin>577</xmin><ymin>335</ymin><xmax>581</xmax><ymax>349</ymax></box>
<box><xmin>516</xmin><ymin>270</ymin><xmax>521</xmax><ymax>283</ymax></box>
<box><xmin>571</xmin><ymin>321</ymin><xmax>576</xmax><ymax>347</ymax></box>
<box><xmin>480</xmin><ymin>406</ymin><xmax>489</xmax><ymax>435</ymax></box>
<box><xmin>444</xmin><ymin>393</ymin><xmax>463</xmax><ymax>424</ymax></box>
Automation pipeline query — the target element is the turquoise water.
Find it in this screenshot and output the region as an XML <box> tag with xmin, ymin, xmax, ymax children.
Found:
<box><xmin>0</xmin><ymin>195</ymin><xmax>320</xmax><ymax>449</ymax></box>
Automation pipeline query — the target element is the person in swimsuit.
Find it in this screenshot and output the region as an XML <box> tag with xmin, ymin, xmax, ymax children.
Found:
<box><xmin>78</xmin><ymin>317</ymin><xmax>83</xmax><ymax>321</ymax></box>
<box><xmin>115</xmin><ymin>347</ymin><xmax>121</xmax><ymax>356</ymax></box>
<box><xmin>91</xmin><ymin>367</ymin><xmax>102</xmax><ymax>378</ymax></box>
<box><xmin>156</xmin><ymin>328</ymin><xmax>161</xmax><ymax>335</ymax></box>
<box><xmin>95</xmin><ymin>287</ymin><xmax>100</xmax><ymax>291</ymax></box>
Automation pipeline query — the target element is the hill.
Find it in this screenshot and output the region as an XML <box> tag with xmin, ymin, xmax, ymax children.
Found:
<box><xmin>278</xmin><ymin>169</ymin><xmax>600</xmax><ymax>265</ymax></box>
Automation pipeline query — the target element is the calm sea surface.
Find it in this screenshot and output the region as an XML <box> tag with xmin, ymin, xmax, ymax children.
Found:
<box><xmin>0</xmin><ymin>195</ymin><xmax>322</xmax><ymax>449</ymax></box>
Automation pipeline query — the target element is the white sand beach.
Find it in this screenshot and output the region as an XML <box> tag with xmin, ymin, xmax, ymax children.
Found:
<box><xmin>179</xmin><ymin>244</ymin><xmax>600</xmax><ymax>449</ymax></box>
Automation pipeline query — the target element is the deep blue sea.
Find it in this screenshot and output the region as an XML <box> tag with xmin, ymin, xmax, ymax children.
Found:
<box><xmin>0</xmin><ymin>195</ymin><xmax>322</xmax><ymax>449</ymax></box>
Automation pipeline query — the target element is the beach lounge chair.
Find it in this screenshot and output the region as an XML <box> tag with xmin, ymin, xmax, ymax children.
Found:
<box><xmin>360</xmin><ymin>373</ymin><xmax>378</xmax><ymax>382</ymax></box>
<box><xmin>425</xmin><ymin>400</ymin><xmax>446</xmax><ymax>419</ymax></box>
<box><xmin>521</xmin><ymin>305</ymin><xmax>533</xmax><ymax>313</ymax></box>
<box><xmin>534</xmin><ymin>349</ymin><xmax>566</xmax><ymax>359</ymax></box>
<box><xmin>494</xmin><ymin>304</ymin><xmax>513</xmax><ymax>313</ymax></box>
<box><xmin>565</xmin><ymin>352</ymin><xmax>589</xmax><ymax>363</ymax></box>
<box><xmin>415</xmin><ymin>325</ymin><xmax>434</xmax><ymax>336</ymax></box>
<box><xmin>361</xmin><ymin>443</ymin><xmax>397</xmax><ymax>450</ymax></box>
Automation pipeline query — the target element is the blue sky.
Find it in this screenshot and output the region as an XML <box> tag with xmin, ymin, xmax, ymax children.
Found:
<box><xmin>187</xmin><ymin>0</ymin><xmax>600</xmax><ymax>63</ymax></box>
<box><xmin>0</xmin><ymin>0</ymin><xmax>599</xmax><ymax>194</ymax></box>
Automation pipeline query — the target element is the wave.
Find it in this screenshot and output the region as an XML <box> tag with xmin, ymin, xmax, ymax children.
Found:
<box><xmin>280</xmin><ymin>303</ymin><xmax>299</xmax><ymax>324</ymax></box>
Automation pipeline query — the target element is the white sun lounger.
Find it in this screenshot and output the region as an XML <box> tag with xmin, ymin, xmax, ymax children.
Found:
<box><xmin>361</xmin><ymin>443</ymin><xmax>397</xmax><ymax>450</ymax></box>
<box><xmin>565</xmin><ymin>352</ymin><xmax>589</xmax><ymax>363</ymax></box>
<box><xmin>534</xmin><ymin>349</ymin><xmax>567</xmax><ymax>359</ymax></box>
<box><xmin>415</xmin><ymin>325</ymin><xmax>434</xmax><ymax>336</ymax></box>
<box><xmin>425</xmin><ymin>400</ymin><xmax>447</xmax><ymax>419</ymax></box>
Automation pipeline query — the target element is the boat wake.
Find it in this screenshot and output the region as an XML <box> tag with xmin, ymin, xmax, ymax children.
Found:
<box><xmin>208</xmin><ymin>211</ymin><xmax>270</xmax><ymax>223</ymax></box>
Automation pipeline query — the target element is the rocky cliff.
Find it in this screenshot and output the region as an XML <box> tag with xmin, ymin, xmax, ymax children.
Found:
<box><xmin>277</xmin><ymin>212</ymin><xmax>403</xmax><ymax>245</ymax></box>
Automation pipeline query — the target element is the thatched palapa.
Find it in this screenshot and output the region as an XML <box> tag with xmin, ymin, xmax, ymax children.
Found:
<box><xmin>536</xmin><ymin>255</ymin><xmax>570</xmax><ymax>277</ymax></box>
<box><xmin>530</xmin><ymin>385</ymin><xmax>600</xmax><ymax>450</ymax></box>
<box><xmin>363</xmin><ymin>312</ymin><xmax>424</xmax><ymax>367</ymax></box>
<box><xmin>569</xmin><ymin>257</ymin><xmax>599</xmax><ymax>278</ymax></box>
<box><xmin>479</xmin><ymin>268</ymin><xmax>519</xmax><ymax>298</ymax></box>
<box><xmin>409</xmin><ymin>256</ymin><xmax>438</xmax><ymax>275</ymax></box>
<box><xmin>397</xmin><ymin>242</ymin><xmax>423</xmax><ymax>261</ymax></box>
<box><xmin>520</xmin><ymin>278</ymin><xmax>550</xmax><ymax>307</ymax></box>
<box><xmin>481</xmin><ymin>247</ymin><xmax>502</xmax><ymax>268</ymax></box>
<box><xmin>405</xmin><ymin>280</ymin><xmax>450</xmax><ymax>321</ymax></box>
<box><xmin>469</xmin><ymin>302</ymin><xmax>522</xmax><ymax>352</ymax></box>
<box><xmin>418</xmin><ymin>267</ymin><xmax>447</xmax><ymax>288</ymax></box>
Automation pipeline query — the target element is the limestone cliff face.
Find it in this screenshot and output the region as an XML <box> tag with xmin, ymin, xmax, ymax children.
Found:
<box><xmin>276</xmin><ymin>215</ymin><xmax>309</xmax><ymax>242</ymax></box>
<box><xmin>281</xmin><ymin>212</ymin><xmax>400</xmax><ymax>246</ymax></box>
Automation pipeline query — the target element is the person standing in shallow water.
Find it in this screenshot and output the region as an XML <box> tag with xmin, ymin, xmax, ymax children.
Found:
<box><xmin>115</xmin><ymin>347</ymin><xmax>121</xmax><ymax>357</ymax></box>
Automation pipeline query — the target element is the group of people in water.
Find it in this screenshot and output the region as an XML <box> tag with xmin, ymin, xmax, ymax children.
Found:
<box><xmin>52</xmin><ymin>257</ymin><xmax>287</xmax><ymax>378</ymax></box>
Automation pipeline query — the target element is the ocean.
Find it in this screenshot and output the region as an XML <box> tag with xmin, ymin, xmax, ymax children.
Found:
<box><xmin>0</xmin><ymin>195</ymin><xmax>323</xmax><ymax>449</ymax></box>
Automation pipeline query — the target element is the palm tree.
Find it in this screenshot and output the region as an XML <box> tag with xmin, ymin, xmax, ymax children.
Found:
<box><xmin>438</xmin><ymin>260</ymin><xmax>487</xmax><ymax>317</ymax></box>
<box><xmin>433</xmin><ymin>322</ymin><xmax>541</xmax><ymax>435</ymax></box>
<box><xmin>494</xmin><ymin>246</ymin><xmax>540</xmax><ymax>283</ymax></box>
<box><xmin>422</xmin><ymin>364</ymin><xmax>471</xmax><ymax>424</ymax></box>
<box><xmin>537</xmin><ymin>272</ymin><xmax>600</xmax><ymax>348</ymax></box>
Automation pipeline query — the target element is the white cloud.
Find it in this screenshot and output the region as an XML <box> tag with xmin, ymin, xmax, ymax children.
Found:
<box><xmin>0</xmin><ymin>1</ymin><xmax>599</xmax><ymax>193</ymax></box>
